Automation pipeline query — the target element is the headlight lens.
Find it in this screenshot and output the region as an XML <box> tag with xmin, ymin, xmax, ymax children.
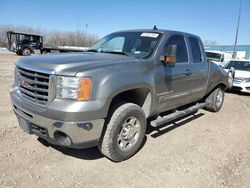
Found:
<box><xmin>243</xmin><ymin>78</ymin><xmax>250</xmax><ymax>83</ymax></box>
<box><xmin>56</xmin><ymin>76</ymin><xmax>92</xmax><ymax>101</ymax></box>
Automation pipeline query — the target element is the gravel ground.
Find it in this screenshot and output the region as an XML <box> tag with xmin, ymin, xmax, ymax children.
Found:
<box><xmin>0</xmin><ymin>53</ymin><xmax>249</xmax><ymax>188</ymax></box>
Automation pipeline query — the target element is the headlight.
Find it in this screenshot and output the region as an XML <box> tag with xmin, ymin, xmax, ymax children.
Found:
<box><xmin>56</xmin><ymin>76</ymin><xmax>92</xmax><ymax>101</ymax></box>
<box><xmin>243</xmin><ymin>78</ymin><xmax>250</xmax><ymax>83</ymax></box>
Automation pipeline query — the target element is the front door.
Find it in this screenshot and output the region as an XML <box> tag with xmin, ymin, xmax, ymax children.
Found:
<box><xmin>155</xmin><ymin>34</ymin><xmax>194</xmax><ymax>112</ymax></box>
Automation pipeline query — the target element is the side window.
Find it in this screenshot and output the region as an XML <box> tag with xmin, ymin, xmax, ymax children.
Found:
<box><xmin>165</xmin><ymin>35</ymin><xmax>188</xmax><ymax>63</ymax></box>
<box><xmin>189</xmin><ymin>37</ymin><xmax>202</xmax><ymax>63</ymax></box>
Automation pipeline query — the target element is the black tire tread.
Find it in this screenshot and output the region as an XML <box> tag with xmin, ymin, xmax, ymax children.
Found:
<box><xmin>205</xmin><ymin>88</ymin><xmax>224</xmax><ymax>112</ymax></box>
<box><xmin>99</xmin><ymin>103</ymin><xmax>146</xmax><ymax>162</ymax></box>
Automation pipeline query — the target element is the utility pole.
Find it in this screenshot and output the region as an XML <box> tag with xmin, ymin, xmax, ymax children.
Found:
<box><xmin>233</xmin><ymin>0</ymin><xmax>242</xmax><ymax>58</ymax></box>
<box><xmin>85</xmin><ymin>24</ymin><xmax>88</xmax><ymax>35</ymax></box>
<box><xmin>85</xmin><ymin>24</ymin><xmax>88</xmax><ymax>47</ymax></box>
<box><xmin>77</xmin><ymin>13</ymin><xmax>80</xmax><ymax>46</ymax></box>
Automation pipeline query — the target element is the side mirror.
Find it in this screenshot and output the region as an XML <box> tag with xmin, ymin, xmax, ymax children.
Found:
<box><xmin>160</xmin><ymin>45</ymin><xmax>177</xmax><ymax>67</ymax></box>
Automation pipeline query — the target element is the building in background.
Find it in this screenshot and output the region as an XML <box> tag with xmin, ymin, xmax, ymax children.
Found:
<box><xmin>205</xmin><ymin>45</ymin><xmax>250</xmax><ymax>59</ymax></box>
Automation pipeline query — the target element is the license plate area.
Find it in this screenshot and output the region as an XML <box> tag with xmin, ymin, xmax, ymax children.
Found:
<box><xmin>30</xmin><ymin>123</ymin><xmax>48</xmax><ymax>138</ymax></box>
<box><xmin>17</xmin><ymin>115</ymin><xmax>48</xmax><ymax>139</ymax></box>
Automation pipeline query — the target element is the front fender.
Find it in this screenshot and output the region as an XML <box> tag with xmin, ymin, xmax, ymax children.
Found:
<box><xmin>97</xmin><ymin>71</ymin><xmax>154</xmax><ymax>100</ymax></box>
<box><xmin>76</xmin><ymin>60</ymin><xmax>155</xmax><ymax>116</ymax></box>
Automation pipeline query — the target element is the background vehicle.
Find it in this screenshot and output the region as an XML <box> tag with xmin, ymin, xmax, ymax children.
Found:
<box><xmin>206</xmin><ymin>50</ymin><xmax>232</xmax><ymax>66</ymax></box>
<box><xmin>6</xmin><ymin>31</ymin><xmax>87</xmax><ymax>56</ymax></box>
<box><xmin>224</xmin><ymin>59</ymin><xmax>250</xmax><ymax>93</ymax></box>
<box><xmin>10</xmin><ymin>29</ymin><xmax>230</xmax><ymax>162</ymax></box>
<box><xmin>7</xmin><ymin>31</ymin><xmax>43</xmax><ymax>56</ymax></box>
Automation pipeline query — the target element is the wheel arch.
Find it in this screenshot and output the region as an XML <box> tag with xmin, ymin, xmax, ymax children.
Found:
<box><xmin>108</xmin><ymin>87</ymin><xmax>153</xmax><ymax>118</ymax></box>
<box><xmin>204</xmin><ymin>82</ymin><xmax>227</xmax><ymax>100</ymax></box>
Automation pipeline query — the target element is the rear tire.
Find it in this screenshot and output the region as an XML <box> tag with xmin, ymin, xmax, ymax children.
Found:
<box><xmin>22</xmin><ymin>48</ymin><xmax>32</xmax><ymax>56</ymax></box>
<box><xmin>205</xmin><ymin>87</ymin><xmax>225</xmax><ymax>112</ymax></box>
<box><xmin>98</xmin><ymin>103</ymin><xmax>146</xmax><ymax>162</ymax></box>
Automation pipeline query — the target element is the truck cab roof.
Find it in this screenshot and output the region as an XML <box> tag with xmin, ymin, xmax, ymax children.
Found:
<box><xmin>111</xmin><ymin>29</ymin><xmax>201</xmax><ymax>38</ymax></box>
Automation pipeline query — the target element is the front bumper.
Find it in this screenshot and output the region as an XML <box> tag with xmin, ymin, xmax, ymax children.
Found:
<box><xmin>232</xmin><ymin>82</ymin><xmax>250</xmax><ymax>93</ymax></box>
<box><xmin>10</xmin><ymin>86</ymin><xmax>105</xmax><ymax>149</ymax></box>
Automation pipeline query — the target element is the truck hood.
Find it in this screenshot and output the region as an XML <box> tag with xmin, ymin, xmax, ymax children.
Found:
<box><xmin>16</xmin><ymin>52</ymin><xmax>138</xmax><ymax>76</ymax></box>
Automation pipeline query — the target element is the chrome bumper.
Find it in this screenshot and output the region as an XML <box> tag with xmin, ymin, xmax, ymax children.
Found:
<box><xmin>13</xmin><ymin>104</ymin><xmax>104</xmax><ymax>148</ymax></box>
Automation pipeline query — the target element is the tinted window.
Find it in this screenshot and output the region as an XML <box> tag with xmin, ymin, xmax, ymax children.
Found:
<box><xmin>206</xmin><ymin>52</ymin><xmax>221</xmax><ymax>62</ymax></box>
<box><xmin>165</xmin><ymin>35</ymin><xmax>188</xmax><ymax>63</ymax></box>
<box><xmin>189</xmin><ymin>37</ymin><xmax>202</xmax><ymax>63</ymax></box>
<box><xmin>224</xmin><ymin>61</ymin><xmax>250</xmax><ymax>71</ymax></box>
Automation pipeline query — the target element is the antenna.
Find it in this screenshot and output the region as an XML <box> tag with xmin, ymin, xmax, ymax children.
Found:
<box><xmin>233</xmin><ymin>0</ymin><xmax>242</xmax><ymax>58</ymax></box>
<box><xmin>153</xmin><ymin>25</ymin><xmax>158</xmax><ymax>30</ymax></box>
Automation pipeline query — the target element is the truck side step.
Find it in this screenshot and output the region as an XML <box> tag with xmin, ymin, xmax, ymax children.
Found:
<box><xmin>150</xmin><ymin>102</ymin><xmax>208</xmax><ymax>127</ymax></box>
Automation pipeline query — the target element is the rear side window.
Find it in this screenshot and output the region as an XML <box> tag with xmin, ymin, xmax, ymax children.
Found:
<box><xmin>189</xmin><ymin>37</ymin><xmax>202</xmax><ymax>63</ymax></box>
<box><xmin>165</xmin><ymin>35</ymin><xmax>188</xmax><ymax>63</ymax></box>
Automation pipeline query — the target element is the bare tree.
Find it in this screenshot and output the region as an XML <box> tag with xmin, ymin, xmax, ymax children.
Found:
<box><xmin>45</xmin><ymin>30</ymin><xmax>98</xmax><ymax>47</ymax></box>
<box><xmin>0</xmin><ymin>24</ymin><xmax>99</xmax><ymax>48</ymax></box>
<box><xmin>203</xmin><ymin>40</ymin><xmax>219</xmax><ymax>46</ymax></box>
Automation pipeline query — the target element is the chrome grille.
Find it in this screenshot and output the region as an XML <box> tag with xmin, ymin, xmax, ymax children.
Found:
<box><xmin>17</xmin><ymin>67</ymin><xmax>50</xmax><ymax>105</ymax></box>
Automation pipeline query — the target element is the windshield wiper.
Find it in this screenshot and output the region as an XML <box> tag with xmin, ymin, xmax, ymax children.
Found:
<box><xmin>87</xmin><ymin>49</ymin><xmax>128</xmax><ymax>56</ymax></box>
<box><xmin>103</xmin><ymin>51</ymin><xmax>128</xmax><ymax>56</ymax></box>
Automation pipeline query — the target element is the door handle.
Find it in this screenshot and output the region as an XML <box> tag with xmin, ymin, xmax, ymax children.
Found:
<box><xmin>185</xmin><ymin>69</ymin><xmax>192</xmax><ymax>76</ymax></box>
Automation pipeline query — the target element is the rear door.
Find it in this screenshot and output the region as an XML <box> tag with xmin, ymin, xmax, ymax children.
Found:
<box><xmin>187</xmin><ymin>36</ymin><xmax>209</xmax><ymax>99</ymax></box>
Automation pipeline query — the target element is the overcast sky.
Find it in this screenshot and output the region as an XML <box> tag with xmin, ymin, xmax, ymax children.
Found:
<box><xmin>0</xmin><ymin>0</ymin><xmax>249</xmax><ymax>44</ymax></box>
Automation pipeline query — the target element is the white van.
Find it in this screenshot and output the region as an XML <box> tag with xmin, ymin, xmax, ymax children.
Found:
<box><xmin>206</xmin><ymin>50</ymin><xmax>232</xmax><ymax>66</ymax></box>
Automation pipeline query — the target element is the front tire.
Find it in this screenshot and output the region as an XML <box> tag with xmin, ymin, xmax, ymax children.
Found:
<box><xmin>205</xmin><ymin>87</ymin><xmax>225</xmax><ymax>112</ymax></box>
<box><xmin>99</xmin><ymin>103</ymin><xmax>146</xmax><ymax>162</ymax></box>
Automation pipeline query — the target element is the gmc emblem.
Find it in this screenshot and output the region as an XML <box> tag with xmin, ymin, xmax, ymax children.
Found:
<box><xmin>19</xmin><ymin>76</ymin><xmax>30</xmax><ymax>89</ymax></box>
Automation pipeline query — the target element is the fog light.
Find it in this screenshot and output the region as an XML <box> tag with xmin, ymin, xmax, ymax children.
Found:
<box><xmin>54</xmin><ymin>131</ymin><xmax>72</xmax><ymax>146</ymax></box>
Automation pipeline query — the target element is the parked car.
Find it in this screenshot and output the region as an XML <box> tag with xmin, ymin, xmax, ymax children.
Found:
<box><xmin>206</xmin><ymin>50</ymin><xmax>232</xmax><ymax>67</ymax></box>
<box><xmin>224</xmin><ymin>59</ymin><xmax>250</xmax><ymax>93</ymax></box>
<box><xmin>10</xmin><ymin>29</ymin><xmax>231</xmax><ymax>162</ymax></box>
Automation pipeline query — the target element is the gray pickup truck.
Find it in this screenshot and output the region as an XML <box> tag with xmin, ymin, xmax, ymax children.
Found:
<box><xmin>10</xmin><ymin>29</ymin><xmax>231</xmax><ymax>162</ymax></box>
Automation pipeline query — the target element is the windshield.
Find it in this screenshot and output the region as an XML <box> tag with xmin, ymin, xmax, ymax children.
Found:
<box><xmin>206</xmin><ymin>52</ymin><xmax>221</xmax><ymax>62</ymax></box>
<box><xmin>224</xmin><ymin>61</ymin><xmax>250</xmax><ymax>71</ymax></box>
<box><xmin>89</xmin><ymin>31</ymin><xmax>162</xmax><ymax>59</ymax></box>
